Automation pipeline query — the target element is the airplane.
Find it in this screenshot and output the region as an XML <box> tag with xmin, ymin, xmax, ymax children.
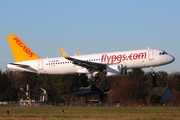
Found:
<box><xmin>6</xmin><ymin>34</ymin><xmax>175</xmax><ymax>81</ymax></box>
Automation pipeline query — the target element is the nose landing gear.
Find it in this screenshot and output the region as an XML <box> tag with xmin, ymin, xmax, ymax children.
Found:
<box><xmin>150</xmin><ymin>67</ymin><xmax>157</xmax><ymax>87</ymax></box>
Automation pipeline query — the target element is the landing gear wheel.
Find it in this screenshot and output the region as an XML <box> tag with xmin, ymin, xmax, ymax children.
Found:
<box><xmin>91</xmin><ymin>77</ymin><xmax>100</xmax><ymax>82</ymax></box>
<box><xmin>95</xmin><ymin>77</ymin><xmax>100</xmax><ymax>82</ymax></box>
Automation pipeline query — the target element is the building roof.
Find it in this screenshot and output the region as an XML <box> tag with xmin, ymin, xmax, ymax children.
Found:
<box><xmin>149</xmin><ymin>87</ymin><xmax>169</xmax><ymax>97</ymax></box>
<box><xmin>74</xmin><ymin>84</ymin><xmax>103</xmax><ymax>94</ymax></box>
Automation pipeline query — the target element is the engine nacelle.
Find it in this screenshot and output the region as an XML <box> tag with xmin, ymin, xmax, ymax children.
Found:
<box><xmin>92</xmin><ymin>71</ymin><xmax>99</xmax><ymax>77</ymax></box>
<box><xmin>106</xmin><ymin>64</ymin><xmax>127</xmax><ymax>76</ymax></box>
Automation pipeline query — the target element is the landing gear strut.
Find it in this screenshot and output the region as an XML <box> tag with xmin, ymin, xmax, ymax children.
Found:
<box><xmin>150</xmin><ymin>67</ymin><xmax>157</xmax><ymax>87</ymax></box>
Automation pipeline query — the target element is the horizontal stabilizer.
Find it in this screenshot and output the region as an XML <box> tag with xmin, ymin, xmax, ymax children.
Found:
<box><xmin>9</xmin><ymin>63</ymin><xmax>30</xmax><ymax>68</ymax></box>
<box><xmin>7</xmin><ymin>63</ymin><xmax>38</xmax><ymax>73</ymax></box>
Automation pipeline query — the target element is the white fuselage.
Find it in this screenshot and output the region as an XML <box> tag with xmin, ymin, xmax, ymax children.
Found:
<box><xmin>7</xmin><ymin>49</ymin><xmax>175</xmax><ymax>75</ymax></box>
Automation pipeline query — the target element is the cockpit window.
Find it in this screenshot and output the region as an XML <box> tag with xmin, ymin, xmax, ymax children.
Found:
<box><xmin>159</xmin><ymin>51</ymin><xmax>168</xmax><ymax>55</ymax></box>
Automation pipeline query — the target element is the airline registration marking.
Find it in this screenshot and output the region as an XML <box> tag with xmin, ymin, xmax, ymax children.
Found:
<box><xmin>13</xmin><ymin>37</ymin><xmax>34</xmax><ymax>57</ymax></box>
<box><xmin>101</xmin><ymin>52</ymin><xmax>147</xmax><ymax>64</ymax></box>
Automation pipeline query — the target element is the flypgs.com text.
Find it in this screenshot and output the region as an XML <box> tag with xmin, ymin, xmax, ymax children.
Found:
<box><xmin>101</xmin><ymin>52</ymin><xmax>147</xmax><ymax>64</ymax></box>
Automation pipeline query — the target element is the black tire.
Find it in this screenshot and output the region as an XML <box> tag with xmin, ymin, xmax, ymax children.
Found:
<box><xmin>95</xmin><ymin>77</ymin><xmax>100</xmax><ymax>82</ymax></box>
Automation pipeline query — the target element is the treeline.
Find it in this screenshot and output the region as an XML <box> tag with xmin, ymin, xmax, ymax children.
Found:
<box><xmin>0</xmin><ymin>69</ymin><xmax>180</xmax><ymax>105</ymax></box>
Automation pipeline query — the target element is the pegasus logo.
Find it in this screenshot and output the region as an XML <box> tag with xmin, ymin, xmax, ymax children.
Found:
<box><xmin>13</xmin><ymin>37</ymin><xmax>34</xmax><ymax>57</ymax></box>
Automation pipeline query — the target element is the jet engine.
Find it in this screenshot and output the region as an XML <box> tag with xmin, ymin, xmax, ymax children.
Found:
<box><xmin>92</xmin><ymin>71</ymin><xmax>99</xmax><ymax>77</ymax></box>
<box><xmin>106</xmin><ymin>64</ymin><xmax>127</xmax><ymax>76</ymax></box>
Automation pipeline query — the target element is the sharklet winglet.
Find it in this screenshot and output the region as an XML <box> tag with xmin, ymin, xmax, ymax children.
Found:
<box><xmin>58</xmin><ymin>47</ymin><xmax>69</xmax><ymax>58</ymax></box>
<box><xmin>77</xmin><ymin>51</ymin><xmax>81</xmax><ymax>55</ymax></box>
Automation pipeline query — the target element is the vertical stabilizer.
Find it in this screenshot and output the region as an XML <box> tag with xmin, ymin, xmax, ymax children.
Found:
<box><xmin>7</xmin><ymin>34</ymin><xmax>41</xmax><ymax>62</ymax></box>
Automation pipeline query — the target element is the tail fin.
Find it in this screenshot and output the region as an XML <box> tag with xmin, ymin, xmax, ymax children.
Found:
<box><xmin>7</xmin><ymin>34</ymin><xmax>41</xmax><ymax>62</ymax></box>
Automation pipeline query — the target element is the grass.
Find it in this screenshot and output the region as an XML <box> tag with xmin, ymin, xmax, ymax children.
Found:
<box><xmin>0</xmin><ymin>106</ymin><xmax>180</xmax><ymax>120</ymax></box>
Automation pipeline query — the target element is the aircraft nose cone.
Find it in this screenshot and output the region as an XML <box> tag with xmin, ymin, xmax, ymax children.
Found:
<box><xmin>171</xmin><ymin>55</ymin><xmax>175</xmax><ymax>62</ymax></box>
<box><xmin>169</xmin><ymin>55</ymin><xmax>175</xmax><ymax>63</ymax></box>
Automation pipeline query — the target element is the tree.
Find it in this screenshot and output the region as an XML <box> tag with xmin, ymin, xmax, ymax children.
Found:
<box><xmin>6</xmin><ymin>71</ymin><xmax>24</xmax><ymax>89</ymax></box>
<box><xmin>58</xmin><ymin>74</ymin><xmax>88</xmax><ymax>105</ymax></box>
<box><xmin>155</xmin><ymin>71</ymin><xmax>168</xmax><ymax>87</ymax></box>
<box><xmin>110</xmin><ymin>77</ymin><xmax>141</xmax><ymax>104</ymax></box>
<box><xmin>4</xmin><ymin>86</ymin><xmax>18</xmax><ymax>101</ymax></box>
<box><xmin>171</xmin><ymin>72</ymin><xmax>180</xmax><ymax>91</ymax></box>
<box><xmin>128</xmin><ymin>68</ymin><xmax>147</xmax><ymax>100</ymax></box>
<box><xmin>21</xmin><ymin>72</ymin><xmax>38</xmax><ymax>87</ymax></box>
<box><xmin>128</xmin><ymin>68</ymin><xmax>146</xmax><ymax>82</ymax></box>
<box><xmin>0</xmin><ymin>72</ymin><xmax>10</xmax><ymax>101</ymax></box>
<box><xmin>98</xmin><ymin>78</ymin><xmax>110</xmax><ymax>92</ymax></box>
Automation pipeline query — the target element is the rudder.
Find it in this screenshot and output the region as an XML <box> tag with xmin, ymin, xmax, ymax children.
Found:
<box><xmin>7</xmin><ymin>34</ymin><xmax>41</xmax><ymax>62</ymax></box>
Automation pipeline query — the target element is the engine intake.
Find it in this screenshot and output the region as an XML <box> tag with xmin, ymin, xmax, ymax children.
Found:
<box><xmin>106</xmin><ymin>65</ymin><xmax>121</xmax><ymax>76</ymax></box>
<box><xmin>106</xmin><ymin>64</ymin><xmax>127</xmax><ymax>76</ymax></box>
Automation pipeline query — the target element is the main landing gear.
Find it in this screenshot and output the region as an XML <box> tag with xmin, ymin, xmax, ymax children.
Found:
<box><xmin>91</xmin><ymin>77</ymin><xmax>100</xmax><ymax>82</ymax></box>
<box><xmin>86</xmin><ymin>73</ymin><xmax>101</xmax><ymax>82</ymax></box>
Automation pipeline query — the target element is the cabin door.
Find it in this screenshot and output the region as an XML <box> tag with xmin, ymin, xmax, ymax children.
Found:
<box><xmin>38</xmin><ymin>60</ymin><xmax>44</xmax><ymax>70</ymax></box>
<box><xmin>148</xmin><ymin>50</ymin><xmax>154</xmax><ymax>60</ymax></box>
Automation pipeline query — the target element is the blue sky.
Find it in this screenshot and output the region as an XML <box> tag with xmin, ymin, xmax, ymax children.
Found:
<box><xmin>0</xmin><ymin>1</ymin><xmax>179</xmax><ymax>73</ymax></box>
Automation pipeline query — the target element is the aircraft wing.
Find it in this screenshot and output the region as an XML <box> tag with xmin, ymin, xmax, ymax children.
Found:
<box><xmin>67</xmin><ymin>57</ymin><xmax>106</xmax><ymax>71</ymax></box>
<box><xmin>58</xmin><ymin>47</ymin><xmax>106</xmax><ymax>71</ymax></box>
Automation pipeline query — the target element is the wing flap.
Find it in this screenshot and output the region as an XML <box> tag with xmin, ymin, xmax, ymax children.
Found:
<box><xmin>71</xmin><ymin>58</ymin><xmax>106</xmax><ymax>71</ymax></box>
